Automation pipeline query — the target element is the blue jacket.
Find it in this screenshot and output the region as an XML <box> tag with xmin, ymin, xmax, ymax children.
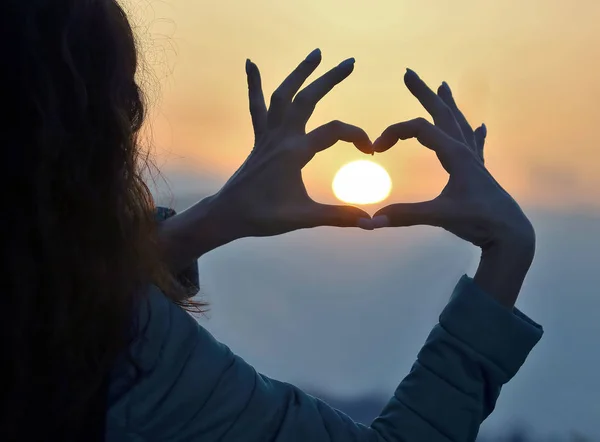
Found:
<box><xmin>105</xmin><ymin>276</ymin><xmax>542</xmax><ymax>441</ymax></box>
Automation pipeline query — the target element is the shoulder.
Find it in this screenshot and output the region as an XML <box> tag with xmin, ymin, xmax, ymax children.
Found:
<box><xmin>105</xmin><ymin>286</ymin><xmax>238</xmax><ymax>439</ymax></box>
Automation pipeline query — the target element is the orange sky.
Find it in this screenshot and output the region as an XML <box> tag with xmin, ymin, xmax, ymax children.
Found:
<box><xmin>127</xmin><ymin>0</ymin><xmax>600</xmax><ymax>212</ymax></box>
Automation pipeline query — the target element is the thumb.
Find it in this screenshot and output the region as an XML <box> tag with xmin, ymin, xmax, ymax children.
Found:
<box><xmin>303</xmin><ymin>203</ymin><xmax>374</xmax><ymax>230</ymax></box>
<box><xmin>373</xmin><ymin>200</ymin><xmax>441</xmax><ymax>228</ymax></box>
<box><xmin>473</xmin><ymin>123</ymin><xmax>487</xmax><ymax>162</ymax></box>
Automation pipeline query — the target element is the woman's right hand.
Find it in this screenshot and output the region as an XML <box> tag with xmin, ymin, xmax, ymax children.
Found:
<box><xmin>206</xmin><ymin>49</ymin><xmax>374</xmax><ymax>239</ymax></box>
<box><xmin>372</xmin><ymin>69</ymin><xmax>535</xmax><ymax>308</ymax></box>
<box><xmin>158</xmin><ymin>50</ymin><xmax>374</xmax><ymax>273</ymax></box>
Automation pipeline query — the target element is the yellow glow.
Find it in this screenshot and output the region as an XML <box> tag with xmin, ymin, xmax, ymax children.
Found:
<box><xmin>132</xmin><ymin>0</ymin><xmax>600</xmax><ymax>210</ymax></box>
<box><xmin>332</xmin><ymin>160</ymin><xmax>392</xmax><ymax>205</ymax></box>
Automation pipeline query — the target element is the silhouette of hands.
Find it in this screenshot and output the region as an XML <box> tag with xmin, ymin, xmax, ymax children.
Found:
<box><xmin>372</xmin><ymin>69</ymin><xmax>535</xmax><ymax>254</ymax></box>
<box><xmin>207</xmin><ymin>58</ymin><xmax>534</xmax><ymax>257</ymax></box>
<box><xmin>209</xmin><ymin>49</ymin><xmax>375</xmax><ymax>238</ymax></box>
<box><xmin>160</xmin><ymin>58</ymin><xmax>536</xmax><ymax>288</ymax></box>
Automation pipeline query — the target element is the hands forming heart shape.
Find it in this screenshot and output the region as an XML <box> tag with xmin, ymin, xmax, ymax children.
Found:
<box><xmin>208</xmin><ymin>48</ymin><xmax>534</xmax><ymax>257</ymax></box>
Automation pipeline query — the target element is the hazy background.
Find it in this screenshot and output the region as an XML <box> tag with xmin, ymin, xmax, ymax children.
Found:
<box><xmin>127</xmin><ymin>0</ymin><xmax>599</xmax><ymax>439</ymax></box>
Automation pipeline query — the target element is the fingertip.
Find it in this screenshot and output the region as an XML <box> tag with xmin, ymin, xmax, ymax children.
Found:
<box><xmin>372</xmin><ymin>136</ymin><xmax>390</xmax><ymax>153</ymax></box>
<box><xmin>357</xmin><ymin>218</ymin><xmax>375</xmax><ymax>231</ymax></box>
<box><xmin>372</xmin><ymin>138</ymin><xmax>382</xmax><ymax>152</ymax></box>
<box><xmin>358</xmin><ymin>131</ymin><xmax>374</xmax><ymax>154</ymax></box>
<box><xmin>354</xmin><ymin>141</ymin><xmax>373</xmax><ymax>155</ymax></box>
<box><xmin>305</xmin><ymin>48</ymin><xmax>322</xmax><ymax>63</ymax></box>
<box><xmin>336</xmin><ymin>59</ymin><xmax>356</xmax><ymax>80</ymax></box>
<box><xmin>372</xmin><ymin>142</ymin><xmax>385</xmax><ymax>153</ymax></box>
<box><xmin>404</xmin><ymin>68</ymin><xmax>422</xmax><ymax>94</ymax></box>
<box><xmin>246</xmin><ymin>59</ymin><xmax>260</xmax><ymax>78</ymax></box>
<box><xmin>360</xmin><ymin>142</ymin><xmax>375</xmax><ymax>155</ymax></box>
<box><xmin>437</xmin><ymin>81</ymin><xmax>451</xmax><ymax>96</ymax></box>
<box><xmin>344</xmin><ymin>125</ymin><xmax>373</xmax><ymax>154</ymax></box>
<box><xmin>372</xmin><ymin>215</ymin><xmax>390</xmax><ymax>229</ymax></box>
<box><xmin>474</xmin><ymin>123</ymin><xmax>487</xmax><ymax>141</ymax></box>
<box><xmin>338</xmin><ymin>57</ymin><xmax>356</xmax><ymax>70</ymax></box>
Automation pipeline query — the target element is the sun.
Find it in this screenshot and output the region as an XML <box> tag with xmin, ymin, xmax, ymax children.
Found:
<box><xmin>332</xmin><ymin>160</ymin><xmax>392</xmax><ymax>205</ymax></box>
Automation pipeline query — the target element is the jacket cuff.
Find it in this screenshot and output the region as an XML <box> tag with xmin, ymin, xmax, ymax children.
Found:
<box><xmin>154</xmin><ymin>207</ymin><xmax>200</xmax><ymax>297</ymax></box>
<box><xmin>440</xmin><ymin>275</ymin><xmax>543</xmax><ymax>381</ymax></box>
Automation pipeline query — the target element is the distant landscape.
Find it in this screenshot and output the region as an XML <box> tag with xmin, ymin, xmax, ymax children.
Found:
<box><xmin>305</xmin><ymin>390</ymin><xmax>596</xmax><ymax>441</ymax></box>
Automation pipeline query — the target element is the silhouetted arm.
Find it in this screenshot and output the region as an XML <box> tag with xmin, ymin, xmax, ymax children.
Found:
<box><xmin>156</xmin><ymin>197</ymin><xmax>237</xmax><ymax>275</ymax></box>
<box><xmin>106</xmin><ymin>276</ymin><xmax>542</xmax><ymax>442</ymax></box>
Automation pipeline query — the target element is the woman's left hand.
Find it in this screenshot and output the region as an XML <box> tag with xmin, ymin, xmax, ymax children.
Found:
<box><xmin>207</xmin><ymin>49</ymin><xmax>375</xmax><ymax>237</ymax></box>
<box><xmin>371</xmin><ymin>69</ymin><xmax>535</xmax><ymax>307</ymax></box>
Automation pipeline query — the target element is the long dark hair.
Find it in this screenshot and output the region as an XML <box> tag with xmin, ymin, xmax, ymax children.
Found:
<box><xmin>1</xmin><ymin>1</ymin><xmax>197</xmax><ymax>439</ymax></box>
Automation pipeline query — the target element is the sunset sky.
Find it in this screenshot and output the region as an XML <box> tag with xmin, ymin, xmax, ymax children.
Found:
<box><xmin>127</xmin><ymin>0</ymin><xmax>600</xmax><ymax>212</ymax></box>
<box><xmin>121</xmin><ymin>2</ymin><xmax>600</xmax><ymax>436</ymax></box>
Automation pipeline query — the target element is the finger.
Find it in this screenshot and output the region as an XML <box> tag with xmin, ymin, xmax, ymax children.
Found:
<box><xmin>437</xmin><ymin>81</ymin><xmax>476</xmax><ymax>150</ymax></box>
<box><xmin>473</xmin><ymin>123</ymin><xmax>487</xmax><ymax>163</ymax></box>
<box><xmin>267</xmin><ymin>48</ymin><xmax>322</xmax><ymax>129</ymax></box>
<box><xmin>304</xmin><ymin>120</ymin><xmax>373</xmax><ymax>159</ymax></box>
<box><xmin>286</xmin><ymin>57</ymin><xmax>356</xmax><ymax>130</ymax></box>
<box><xmin>404</xmin><ymin>69</ymin><xmax>464</xmax><ymax>142</ymax></box>
<box><xmin>372</xmin><ymin>118</ymin><xmax>467</xmax><ymax>173</ymax></box>
<box><xmin>246</xmin><ymin>59</ymin><xmax>268</xmax><ymax>141</ymax></box>
<box><xmin>304</xmin><ymin>203</ymin><xmax>374</xmax><ymax>230</ymax></box>
<box><xmin>372</xmin><ymin>200</ymin><xmax>442</xmax><ymax>228</ymax></box>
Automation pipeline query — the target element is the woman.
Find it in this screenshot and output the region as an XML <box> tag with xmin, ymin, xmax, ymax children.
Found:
<box><xmin>1</xmin><ymin>1</ymin><xmax>543</xmax><ymax>441</ymax></box>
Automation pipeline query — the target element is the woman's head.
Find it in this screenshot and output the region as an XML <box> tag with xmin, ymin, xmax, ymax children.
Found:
<box><xmin>1</xmin><ymin>1</ymin><xmax>178</xmax><ymax>439</ymax></box>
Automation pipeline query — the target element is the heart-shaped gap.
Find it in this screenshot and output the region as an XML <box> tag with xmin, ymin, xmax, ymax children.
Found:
<box><xmin>332</xmin><ymin>159</ymin><xmax>392</xmax><ymax>205</ymax></box>
<box><xmin>303</xmin><ymin>136</ymin><xmax>448</xmax><ymax>214</ymax></box>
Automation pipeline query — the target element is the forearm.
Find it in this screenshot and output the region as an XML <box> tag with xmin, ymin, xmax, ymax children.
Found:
<box><xmin>157</xmin><ymin>196</ymin><xmax>237</xmax><ymax>274</ymax></box>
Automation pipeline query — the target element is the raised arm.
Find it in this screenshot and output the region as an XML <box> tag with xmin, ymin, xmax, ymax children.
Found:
<box><xmin>106</xmin><ymin>273</ymin><xmax>541</xmax><ymax>441</ymax></box>
<box><xmin>126</xmin><ymin>60</ymin><xmax>544</xmax><ymax>442</ymax></box>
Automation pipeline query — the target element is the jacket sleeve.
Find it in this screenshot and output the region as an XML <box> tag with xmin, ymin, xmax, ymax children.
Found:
<box><xmin>106</xmin><ymin>275</ymin><xmax>543</xmax><ymax>442</ymax></box>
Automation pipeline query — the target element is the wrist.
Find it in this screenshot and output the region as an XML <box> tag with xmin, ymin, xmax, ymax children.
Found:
<box><xmin>158</xmin><ymin>195</ymin><xmax>239</xmax><ymax>273</ymax></box>
<box><xmin>474</xmin><ymin>239</ymin><xmax>535</xmax><ymax>309</ymax></box>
